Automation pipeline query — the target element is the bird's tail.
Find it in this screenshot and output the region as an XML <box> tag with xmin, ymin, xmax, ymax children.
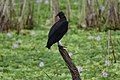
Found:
<box><xmin>46</xmin><ymin>45</ymin><xmax>51</xmax><ymax>49</ymax></box>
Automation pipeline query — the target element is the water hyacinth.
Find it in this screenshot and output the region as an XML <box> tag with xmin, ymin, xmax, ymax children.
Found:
<box><xmin>30</xmin><ymin>31</ymin><xmax>35</xmax><ymax>36</ymax></box>
<box><xmin>39</xmin><ymin>62</ymin><xmax>44</xmax><ymax>67</ymax></box>
<box><xmin>44</xmin><ymin>0</ymin><xmax>49</xmax><ymax>4</ymax></box>
<box><xmin>13</xmin><ymin>43</ymin><xmax>19</xmax><ymax>48</ymax></box>
<box><xmin>45</xmin><ymin>19</ymin><xmax>51</xmax><ymax>25</ymax></box>
<box><xmin>77</xmin><ymin>66</ymin><xmax>83</xmax><ymax>73</ymax></box>
<box><xmin>108</xmin><ymin>10</ymin><xmax>110</xmax><ymax>16</ymax></box>
<box><xmin>68</xmin><ymin>52</ymin><xmax>73</xmax><ymax>57</ymax></box>
<box><xmin>36</xmin><ymin>0</ymin><xmax>42</xmax><ymax>4</ymax></box>
<box><xmin>7</xmin><ymin>32</ymin><xmax>12</xmax><ymax>38</ymax></box>
<box><xmin>88</xmin><ymin>36</ymin><xmax>94</xmax><ymax>40</ymax></box>
<box><xmin>104</xmin><ymin>60</ymin><xmax>110</xmax><ymax>66</ymax></box>
<box><xmin>96</xmin><ymin>35</ymin><xmax>100</xmax><ymax>41</ymax></box>
<box><xmin>102</xmin><ymin>71</ymin><xmax>108</xmax><ymax>77</ymax></box>
<box><xmin>74</xmin><ymin>2</ymin><xmax>78</xmax><ymax>5</ymax></box>
<box><xmin>101</xmin><ymin>6</ymin><xmax>105</xmax><ymax>12</ymax></box>
<box><xmin>18</xmin><ymin>39</ymin><xmax>23</xmax><ymax>44</ymax></box>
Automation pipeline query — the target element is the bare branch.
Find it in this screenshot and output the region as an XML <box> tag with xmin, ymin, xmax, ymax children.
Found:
<box><xmin>58</xmin><ymin>45</ymin><xmax>81</xmax><ymax>80</ymax></box>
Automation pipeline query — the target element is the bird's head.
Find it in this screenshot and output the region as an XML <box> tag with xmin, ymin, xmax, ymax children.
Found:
<box><xmin>56</xmin><ymin>11</ymin><xmax>66</xmax><ymax>19</ymax></box>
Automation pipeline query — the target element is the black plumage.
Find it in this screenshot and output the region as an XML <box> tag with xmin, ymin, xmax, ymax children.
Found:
<box><xmin>46</xmin><ymin>11</ymin><xmax>68</xmax><ymax>49</ymax></box>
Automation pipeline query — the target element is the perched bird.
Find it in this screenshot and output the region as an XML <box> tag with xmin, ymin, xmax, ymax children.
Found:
<box><xmin>46</xmin><ymin>11</ymin><xmax>68</xmax><ymax>49</ymax></box>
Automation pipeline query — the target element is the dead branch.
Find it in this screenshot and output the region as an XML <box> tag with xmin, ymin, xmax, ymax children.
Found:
<box><xmin>16</xmin><ymin>0</ymin><xmax>26</xmax><ymax>34</ymax></box>
<box><xmin>107</xmin><ymin>30</ymin><xmax>117</xmax><ymax>63</ymax></box>
<box><xmin>66</xmin><ymin>0</ymin><xmax>71</xmax><ymax>22</ymax></box>
<box><xmin>52</xmin><ymin>0</ymin><xmax>60</xmax><ymax>23</ymax></box>
<box><xmin>58</xmin><ymin>45</ymin><xmax>81</xmax><ymax>80</ymax></box>
<box><xmin>26</xmin><ymin>0</ymin><xmax>34</xmax><ymax>29</ymax></box>
<box><xmin>37</xmin><ymin>0</ymin><xmax>41</xmax><ymax>24</ymax></box>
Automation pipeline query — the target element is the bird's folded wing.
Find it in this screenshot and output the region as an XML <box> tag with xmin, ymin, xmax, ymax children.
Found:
<box><xmin>48</xmin><ymin>20</ymin><xmax>68</xmax><ymax>38</ymax></box>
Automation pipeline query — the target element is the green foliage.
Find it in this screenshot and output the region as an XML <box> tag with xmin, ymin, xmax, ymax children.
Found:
<box><xmin>0</xmin><ymin>29</ymin><xmax>120</xmax><ymax>80</ymax></box>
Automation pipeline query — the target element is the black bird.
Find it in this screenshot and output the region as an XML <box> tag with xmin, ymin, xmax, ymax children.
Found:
<box><xmin>46</xmin><ymin>11</ymin><xmax>68</xmax><ymax>49</ymax></box>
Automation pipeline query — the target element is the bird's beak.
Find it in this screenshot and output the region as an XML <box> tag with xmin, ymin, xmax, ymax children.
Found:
<box><xmin>55</xmin><ymin>13</ymin><xmax>59</xmax><ymax>17</ymax></box>
<box><xmin>55</xmin><ymin>15</ymin><xmax>58</xmax><ymax>17</ymax></box>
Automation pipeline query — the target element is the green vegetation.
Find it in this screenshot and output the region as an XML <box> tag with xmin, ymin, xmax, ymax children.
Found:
<box><xmin>0</xmin><ymin>28</ymin><xmax>120</xmax><ymax>80</ymax></box>
<box><xmin>0</xmin><ymin>0</ymin><xmax>120</xmax><ymax>80</ymax></box>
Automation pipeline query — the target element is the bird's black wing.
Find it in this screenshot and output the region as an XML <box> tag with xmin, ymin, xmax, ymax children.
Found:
<box><xmin>48</xmin><ymin>19</ymin><xmax>68</xmax><ymax>39</ymax></box>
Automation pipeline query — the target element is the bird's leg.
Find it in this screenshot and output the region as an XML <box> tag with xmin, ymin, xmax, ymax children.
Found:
<box><xmin>57</xmin><ymin>41</ymin><xmax>66</xmax><ymax>48</ymax></box>
<box><xmin>58</xmin><ymin>41</ymin><xmax>63</xmax><ymax>47</ymax></box>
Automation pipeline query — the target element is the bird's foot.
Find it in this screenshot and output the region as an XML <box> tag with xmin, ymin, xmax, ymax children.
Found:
<box><xmin>58</xmin><ymin>44</ymin><xmax>67</xmax><ymax>49</ymax></box>
<box><xmin>57</xmin><ymin>42</ymin><xmax>67</xmax><ymax>48</ymax></box>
